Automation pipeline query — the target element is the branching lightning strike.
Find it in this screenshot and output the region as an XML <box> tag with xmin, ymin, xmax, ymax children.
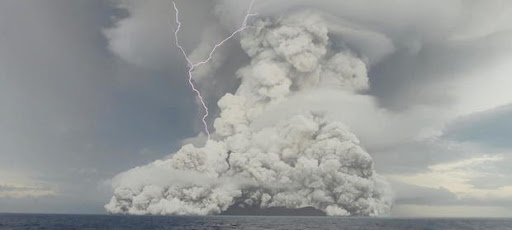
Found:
<box><xmin>172</xmin><ymin>0</ymin><xmax>256</xmax><ymax>139</ymax></box>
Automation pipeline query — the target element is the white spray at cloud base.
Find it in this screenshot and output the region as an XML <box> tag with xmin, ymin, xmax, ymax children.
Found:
<box><xmin>105</xmin><ymin>9</ymin><xmax>393</xmax><ymax>216</ymax></box>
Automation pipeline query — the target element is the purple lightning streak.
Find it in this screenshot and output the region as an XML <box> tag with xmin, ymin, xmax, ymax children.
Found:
<box><xmin>172</xmin><ymin>0</ymin><xmax>255</xmax><ymax>140</ymax></box>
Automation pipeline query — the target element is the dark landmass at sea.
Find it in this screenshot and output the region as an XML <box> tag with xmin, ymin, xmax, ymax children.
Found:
<box><xmin>1</xmin><ymin>213</ymin><xmax>511</xmax><ymax>230</ymax></box>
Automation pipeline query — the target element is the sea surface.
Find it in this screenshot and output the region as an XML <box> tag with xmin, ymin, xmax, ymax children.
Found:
<box><xmin>0</xmin><ymin>214</ymin><xmax>511</xmax><ymax>230</ymax></box>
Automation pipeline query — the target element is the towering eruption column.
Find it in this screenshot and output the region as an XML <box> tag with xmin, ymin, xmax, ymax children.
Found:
<box><xmin>106</xmin><ymin>9</ymin><xmax>394</xmax><ymax>216</ymax></box>
<box><xmin>172</xmin><ymin>0</ymin><xmax>256</xmax><ymax>139</ymax></box>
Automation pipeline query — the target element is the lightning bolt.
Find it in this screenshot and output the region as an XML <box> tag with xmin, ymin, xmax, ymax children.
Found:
<box><xmin>172</xmin><ymin>0</ymin><xmax>256</xmax><ymax>139</ymax></box>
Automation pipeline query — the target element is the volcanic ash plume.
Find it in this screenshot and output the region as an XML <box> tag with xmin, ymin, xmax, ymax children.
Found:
<box><xmin>105</xmin><ymin>10</ymin><xmax>393</xmax><ymax>216</ymax></box>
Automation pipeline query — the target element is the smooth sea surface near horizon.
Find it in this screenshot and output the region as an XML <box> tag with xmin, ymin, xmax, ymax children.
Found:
<box><xmin>0</xmin><ymin>214</ymin><xmax>511</xmax><ymax>230</ymax></box>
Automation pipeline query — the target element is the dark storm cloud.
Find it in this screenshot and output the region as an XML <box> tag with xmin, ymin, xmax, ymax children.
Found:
<box><xmin>444</xmin><ymin>104</ymin><xmax>512</xmax><ymax>149</ymax></box>
<box><xmin>369</xmin><ymin>33</ymin><xmax>512</xmax><ymax>110</ymax></box>
<box><xmin>371</xmin><ymin>139</ymin><xmax>483</xmax><ymax>174</ymax></box>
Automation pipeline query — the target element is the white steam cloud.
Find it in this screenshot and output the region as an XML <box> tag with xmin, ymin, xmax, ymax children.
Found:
<box><xmin>105</xmin><ymin>3</ymin><xmax>393</xmax><ymax>216</ymax></box>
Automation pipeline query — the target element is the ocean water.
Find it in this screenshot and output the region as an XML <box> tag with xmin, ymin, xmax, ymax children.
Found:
<box><xmin>0</xmin><ymin>214</ymin><xmax>511</xmax><ymax>230</ymax></box>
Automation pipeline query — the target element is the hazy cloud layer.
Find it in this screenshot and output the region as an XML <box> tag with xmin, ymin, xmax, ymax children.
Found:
<box><xmin>0</xmin><ymin>0</ymin><xmax>197</xmax><ymax>213</ymax></box>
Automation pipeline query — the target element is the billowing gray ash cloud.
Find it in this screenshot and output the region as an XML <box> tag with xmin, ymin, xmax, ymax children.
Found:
<box><xmin>105</xmin><ymin>2</ymin><xmax>393</xmax><ymax>216</ymax></box>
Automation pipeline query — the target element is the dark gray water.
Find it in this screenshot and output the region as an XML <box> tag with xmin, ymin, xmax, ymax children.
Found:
<box><xmin>0</xmin><ymin>214</ymin><xmax>511</xmax><ymax>230</ymax></box>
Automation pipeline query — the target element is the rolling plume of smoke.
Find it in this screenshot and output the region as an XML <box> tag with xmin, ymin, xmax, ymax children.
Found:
<box><xmin>105</xmin><ymin>1</ymin><xmax>393</xmax><ymax>216</ymax></box>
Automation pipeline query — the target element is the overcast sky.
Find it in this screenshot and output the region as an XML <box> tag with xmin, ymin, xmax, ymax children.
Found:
<box><xmin>1</xmin><ymin>0</ymin><xmax>512</xmax><ymax>217</ymax></box>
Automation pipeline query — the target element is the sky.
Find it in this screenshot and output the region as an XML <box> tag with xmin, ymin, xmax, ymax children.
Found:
<box><xmin>1</xmin><ymin>0</ymin><xmax>512</xmax><ymax>217</ymax></box>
